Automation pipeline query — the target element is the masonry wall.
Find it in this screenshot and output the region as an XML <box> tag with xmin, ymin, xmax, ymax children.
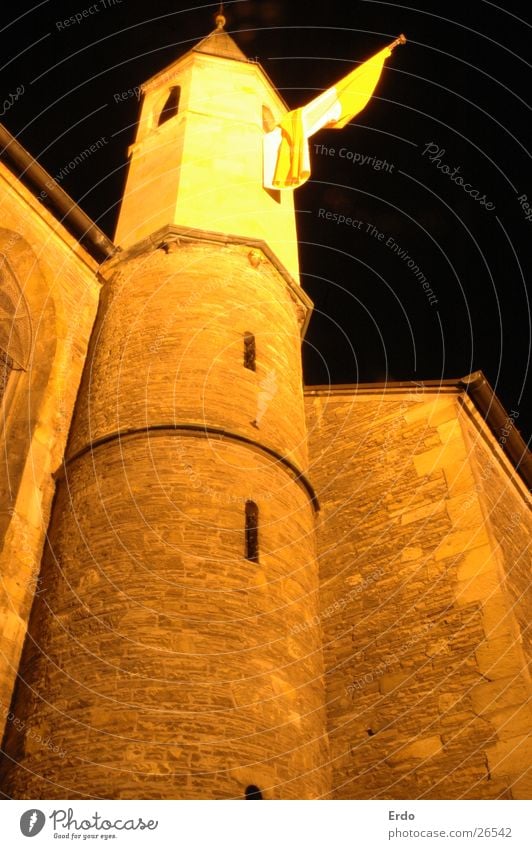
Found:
<box><xmin>68</xmin><ymin>239</ymin><xmax>310</xmax><ymax>472</ymax></box>
<box><xmin>305</xmin><ymin>387</ymin><xmax>531</xmax><ymax>800</ymax></box>
<box><xmin>1</xmin><ymin>239</ymin><xmax>329</xmax><ymax>800</ymax></box>
<box><xmin>0</xmin><ymin>164</ymin><xmax>100</xmax><ymax>751</ymax></box>
<box><xmin>459</xmin><ymin>405</ymin><xmax>532</xmax><ymax>799</ymax></box>
<box><xmin>1</xmin><ymin>437</ymin><xmax>328</xmax><ymax>799</ymax></box>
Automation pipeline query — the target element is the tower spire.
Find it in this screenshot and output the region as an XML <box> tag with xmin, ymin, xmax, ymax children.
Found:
<box><xmin>215</xmin><ymin>2</ymin><xmax>226</xmax><ymax>30</ymax></box>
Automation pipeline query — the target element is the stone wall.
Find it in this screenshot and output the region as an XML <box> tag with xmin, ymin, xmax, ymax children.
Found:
<box><xmin>2</xmin><ymin>436</ymin><xmax>328</xmax><ymax>799</ymax></box>
<box><xmin>305</xmin><ymin>386</ymin><xmax>531</xmax><ymax>799</ymax></box>
<box><xmin>68</xmin><ymin>239</ymin><xmax>310</xmax><ymax>473</ymax></box>
<box><xmin>0</xmin><ymin>164</ymin><xmax>100</xmax><ymax>749</ymax></box>
<box><xmin>459</xmin><ymin>402</ymin><xmax>532</xmax><ymax>799</ymax></box>
<box><xmin>2</xmin><ymin>239</ymin><xmax>329</xmax><ymax>799</ymax></box>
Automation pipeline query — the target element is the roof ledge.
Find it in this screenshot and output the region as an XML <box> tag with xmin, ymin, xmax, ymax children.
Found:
<box><xmin>459</xmin><ymin>370</ymin><xmax>531</xmax><ymax>489</ymax></box>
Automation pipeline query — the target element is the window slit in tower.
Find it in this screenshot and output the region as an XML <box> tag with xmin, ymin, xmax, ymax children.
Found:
<box><xmin>245</xmin><ymin>501</ymin><xmax>259</xmax><ymax>563</ymax></box>
<box><xmin>243</xmin><ymin>332</ymin><xmax>256</xmax><ymax>371</ymax></box>
<box><xmin>244</xmin><ymin>784</ymin><xmax>263</xmax><ymax>799</ymax></box>
<box><xmin>158</xmin><ymin>86</ymin><xmax>181</xmax><ymax>126</ymax></box>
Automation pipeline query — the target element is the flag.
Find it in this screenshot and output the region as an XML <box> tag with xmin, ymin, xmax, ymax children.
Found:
<box><xmin>263</xmin><ymin>37</ymin><xmax>404</xmax><ymax>190</ymax></box>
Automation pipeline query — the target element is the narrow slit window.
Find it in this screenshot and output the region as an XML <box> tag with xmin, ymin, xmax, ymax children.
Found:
<box><xmin>0</xmin><ymin>348</ymin><xmax>13</xmax><ymax>406</ymax></box>
<box><xmin>245</xmin><ymin>501</ymin><xmax>259</xmax><ymax>563</ymax></box>
<box><xmin>158</xmin><ymin>86</ymin><xmax>181</xmax><ymax>126</ymax></box>
<box><xmin>244</xmin><ymin>784</ymin><xmax>263</xmax><ymax>799</ymax></box>
<box><xmin>243</xmin><ymin>332</ymin><xmax>256</xmax><ymax>371</ymax></box>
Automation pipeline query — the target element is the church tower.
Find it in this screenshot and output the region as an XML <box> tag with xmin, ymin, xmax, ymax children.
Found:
<box><xmin>114</xmin><ymin>14</ymin><xmax>300</xmax><ymax>281</ymax></box>
<box><xmin>1</xmin><ymin>16</ymin><xmax>330</xmax><ymax>799</ymax></box>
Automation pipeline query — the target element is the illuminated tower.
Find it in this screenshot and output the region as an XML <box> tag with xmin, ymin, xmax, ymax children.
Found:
<box><xmin>1</xmin><ymin>16</ymin><xmax>330</xmax><ymax>799</ymax></box>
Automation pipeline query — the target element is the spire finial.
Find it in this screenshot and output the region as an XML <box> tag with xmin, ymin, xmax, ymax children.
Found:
<box><xmin>215</xmin><ymin>3</ymin><xmax>226</xmax><ymax>30</ymax></box>
<box><xmin>389</xmin><ymin>33</ymin><xmax>407</xmax><ymax>51</ymax></box>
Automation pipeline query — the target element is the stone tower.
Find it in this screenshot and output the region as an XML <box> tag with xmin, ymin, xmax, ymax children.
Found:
<box><xmin>1</xmin><ymin>18</ymin><xmax>330</xmax><ymax>799</ymax></box>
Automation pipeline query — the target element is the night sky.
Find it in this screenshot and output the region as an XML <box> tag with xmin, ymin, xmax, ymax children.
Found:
<box><xmin>1</xmin><ymin>0</ymin><xmax>531</xmax><ymax>442</ymax></box>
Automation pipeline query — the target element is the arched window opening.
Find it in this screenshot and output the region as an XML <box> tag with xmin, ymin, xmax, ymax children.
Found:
<box><xmin>245</xmin><ymin>501</ymin><xmax>259</xmax><ymax>563</ymax></box>
<box><xmin>0</xmin><ymin>253</ymin><xmax>32</xmax><ymax>370</ymax></box>
<box><xmin>0</xmin><ymin>348</ymin><xmax>13</xmax><ymax>406</ymax></box>
<box><xmin>244</xmin><ymin>784</ymin><xmax>263</xmax><ymax>799</ymax></box>
<box><xmin>243</xmin><ymin>332</ymin><xmax>256</xmax><ymax>371</ymax></box>
<box><xmin>158</xmin><ymin>86</ymin><xmax>181</xmax><ymax>126</ymax></box>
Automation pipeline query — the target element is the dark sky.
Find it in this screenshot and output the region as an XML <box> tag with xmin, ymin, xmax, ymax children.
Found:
<box><xmin>1</xmin><ymin>0</ymin><xmax>531</xmax><ymax>442</ymax></box>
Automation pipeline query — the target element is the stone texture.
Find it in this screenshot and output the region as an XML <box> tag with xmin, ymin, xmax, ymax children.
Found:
<box><xmin>0</xmin><ymin>163</ymin><xmax>99</xmax><ymax>746</ymax></box>
<box><xmin>1</xmin><ymin>239</ymin><xmax>329</xmax><ymax>800</ymax></box>
<box><xmin>305</xmin><ymin>389</ymin><xmax>531</xmax><ymax>800</ymax></box>
<box><xmin>461</xmin><ymin>410</ymin><xmax>531</xmax><ymax>671</ymax></box>
<box><xmin>2</xmin><ymin>435</ymin><xmax>329</xmax><ymax>799</ymax></box>
<box><xmin>68</xmin><ymin>241</ymin><xmax>309</xmax><ymax>474</ymax></box>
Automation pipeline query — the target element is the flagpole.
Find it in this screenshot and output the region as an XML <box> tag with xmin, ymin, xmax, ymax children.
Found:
<box><xmin>323</xmin><ymin>33</ymin><xmax>407</xmax><ymax>113</ymax></box>
<box><xmin>389</xmin><ymin>33</ymin><xmax>407</xmax><ymax>51</ymax></box>
<box><xmin>265</xmin><ymin>32</ymin><xmax>407</xmax><ymax>189</ymax></box>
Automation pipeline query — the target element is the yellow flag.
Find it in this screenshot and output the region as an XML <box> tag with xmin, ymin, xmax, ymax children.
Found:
<box><xmin>264</xmin><ymin>38</ymin><xmax>404</xmax><ymax>190</ymax></box>
<box><xmin>272</xmin><ymin>107</ymin><xmax>309</xmax><ymax>189</ymax></box>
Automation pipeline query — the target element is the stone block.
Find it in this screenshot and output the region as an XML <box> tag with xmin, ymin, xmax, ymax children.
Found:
<box><xmin>413</xmin><ymin>437</ymin><xmax>467</xmax><ymax>478</ymax></box>
<box><xmin>443</xmin><ymin>460</ymin><xmax>476</xmax><ymax>497</ymax></box>
<box><xmin>446</xmin><ymin>493</ymin><xmax>484</xmax><ymax>530</ymax></box>
<box><xmin>481</xmin><ymin>595</ymin><xmax>514</xmax><ymax>640</ymax></box>
<box><xmin>456</xmin><ymin>545</ymin><xmax>497</xmax><ymax>581</ymax></box>
<box><xmin>475</xmin><ymin>637</ymin><xmax>526</xmax><ymax>680</ymax></box>
<box><xmin>486</xmin><ymin>734</ymin><xmax>532</xmax><ymax>779</ymax></box>
<box><xmin>509</xmin><ymin>772</ymin><xmax>532</xmax><ymax>800</ymax></box>
<box><xmin>379</xmin><ymin>671</ymin><xmax>411</xmax><ymax>694</ymax></box>
<box><xmin>435</xmin><ymin>528</ymin><xmax>489</xmax><ymax>562</ymax></box>
<box><xmin>437</xmin><ymin>419</ymin><xmax>462</xmax><ymax>443</ymax></box>
<box><xmin>470</xmin><ymin>676</ymin><xmax>529</xmax><ymax>716</ymax></box>
<box><xmin>455</xmin><ymin>568</ymin><xmax>501</xmax><ymax>604</ymax></box>
<box><xmin>400</xmin><ymin>500</ymin><xmax>446</xmax><ymax>526</ymax></box>
<box><xmin>389</xmin><ymin>735</ymin><xmax>443</xmax><ymax>762</ymax></box>
<box><xmin>401</xmin><ymin>547</ymin><xmax>423</xmax><ymax>562</ymax></box>
<box><xmin>438</xmin><ymin>692</ymin><xmax>465</xmax><ymax>713</ymax></box>
<box><xmin>0</xmin><ymin>612</ymin><xmax>25</xmax><ymax>645</ymax></box>
<box><xmin>487</xmin><ymin>703</ymin><xmax>532</xmax><ymax>740</ymax></box>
